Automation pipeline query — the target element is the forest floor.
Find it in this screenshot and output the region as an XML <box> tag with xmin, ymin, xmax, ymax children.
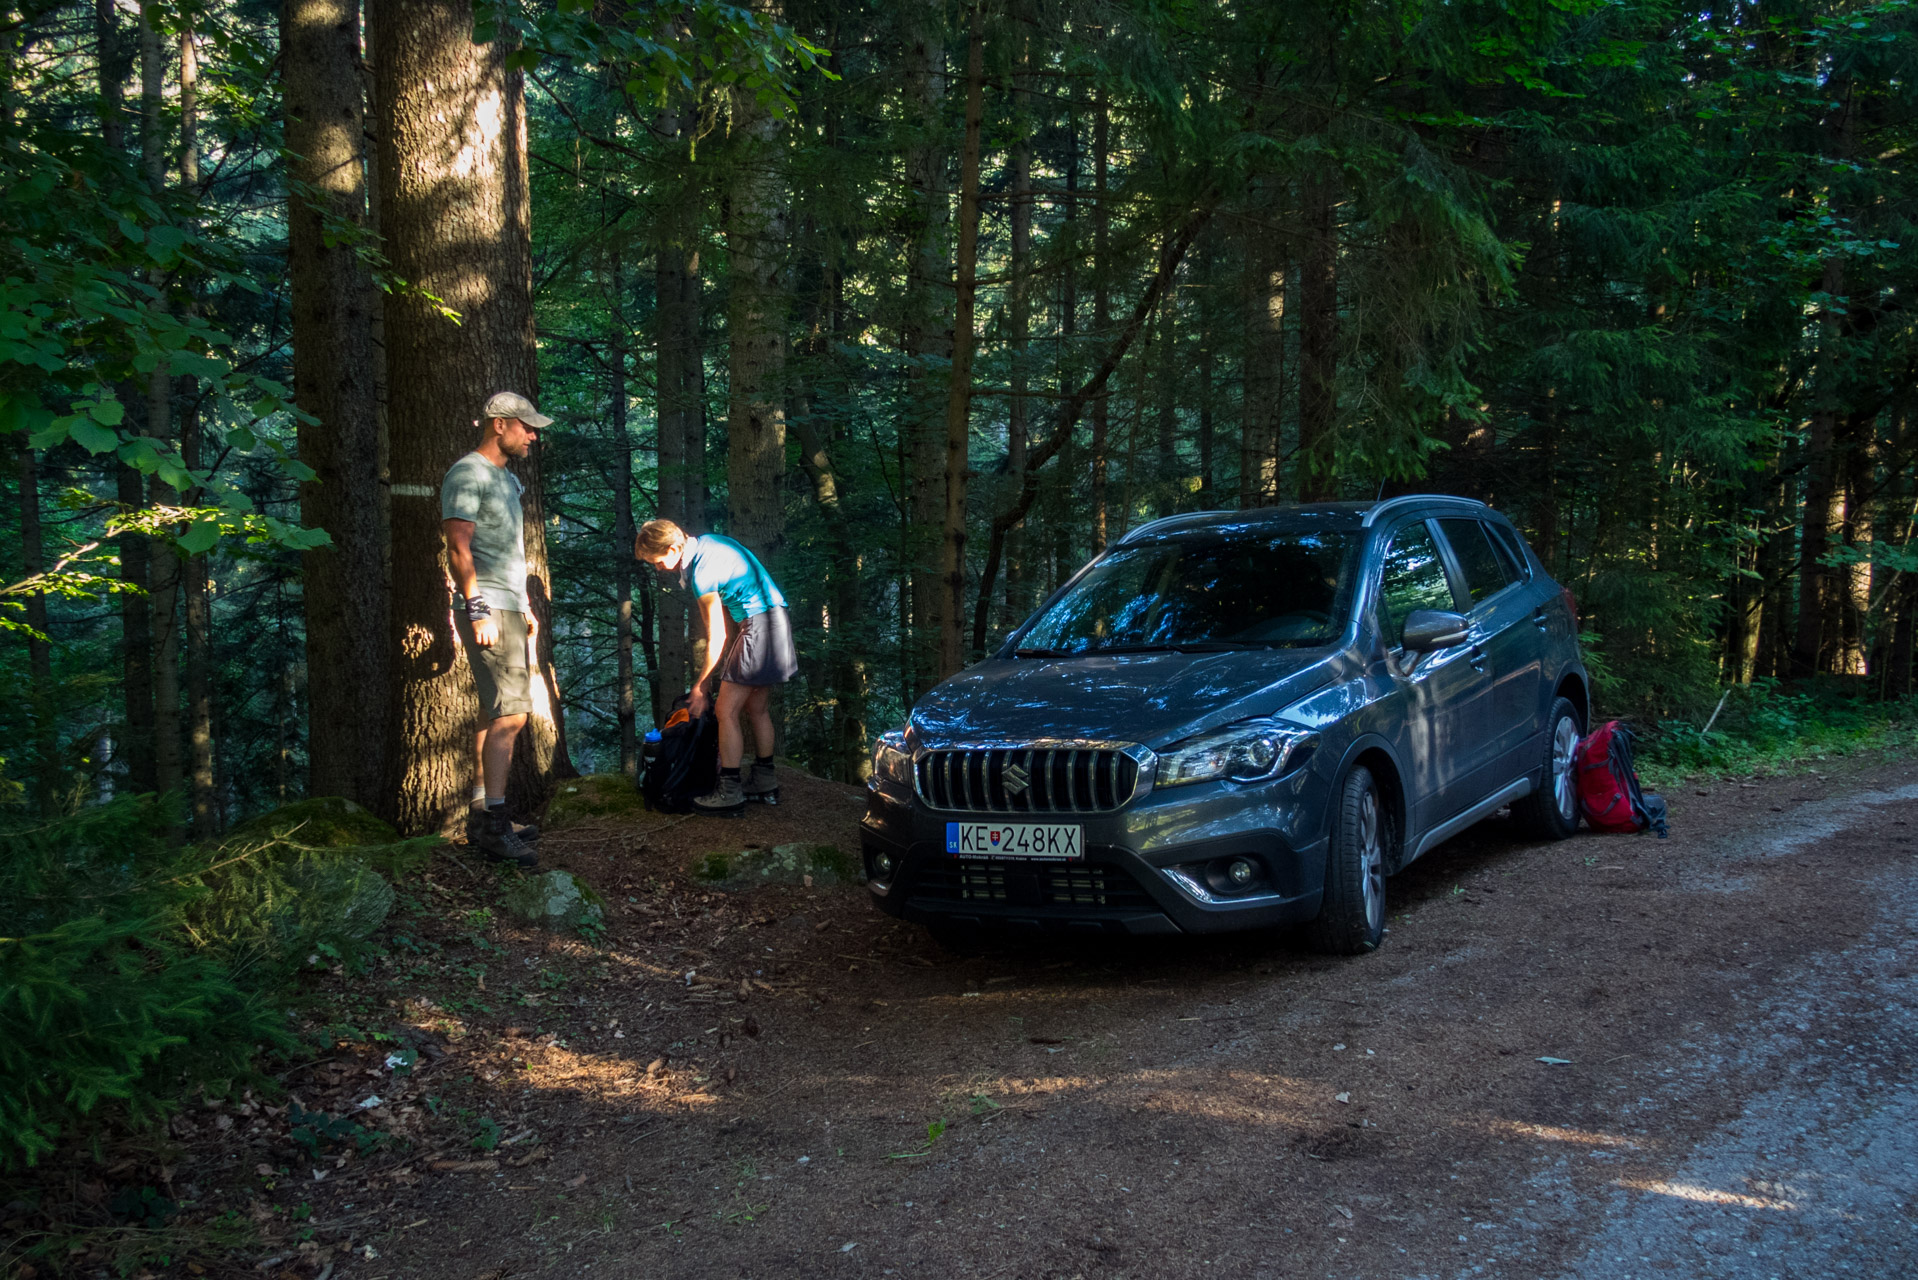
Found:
<box><xmin>36</xmin><ymin>753</ymin><xmax>1918</xmax><ymax>1280</ymax></box>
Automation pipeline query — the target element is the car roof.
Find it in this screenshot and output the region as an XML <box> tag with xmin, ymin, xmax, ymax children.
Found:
<box><xmin>1116</xmin><ymin>495</ymin><xmax>1495</xmax><ymax>545</ymax></box>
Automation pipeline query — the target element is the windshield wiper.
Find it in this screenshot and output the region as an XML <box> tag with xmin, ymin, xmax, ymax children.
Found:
<box><xmin>1013</xmin><ymin>647</ymin><xmax>1073</xmax><ymax>658</ymax></box>
<box><xmin>1085</xmin><ymin>641</ymin><xmax>1271</xmax><ymax>654</ymax></box>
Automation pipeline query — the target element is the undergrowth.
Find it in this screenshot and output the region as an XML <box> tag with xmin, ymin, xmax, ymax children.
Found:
<box><xmin>0</xmin><ymin>794</ymin><xmax>435</xmax><ymax>1173</ymax></box>
<box><xmin>1634</xmin><ymin>678</ymin><xmax>1918</xmax><ymax>786</ymax></box>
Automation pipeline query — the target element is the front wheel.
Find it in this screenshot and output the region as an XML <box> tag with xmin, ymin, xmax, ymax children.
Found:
<box><xmin>1513</xmin><ymin>696</ymin><xmax>1582</xmax><ymax>840</ymax></box>
<box><xmin>1304</xmin><ymin>765</ymin><xmax>1389</xmax><ymax>955</ymax></box>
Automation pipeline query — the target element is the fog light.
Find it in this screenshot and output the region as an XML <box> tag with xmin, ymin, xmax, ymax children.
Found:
<box><xmin>1227</xmin><ymin>858</ymin><xmax>1256</xmax><ymax>888</ymax></box>
<box><xmin>873</xmin><ymin>851</ymin><xmax>895</xmax><ymax>878</ymax></box>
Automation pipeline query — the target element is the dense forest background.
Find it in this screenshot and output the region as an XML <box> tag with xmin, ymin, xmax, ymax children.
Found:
<box><xmin>3</xmin><ymin>0</ymin><xmax>1915</xmax><ymax>836</ymax></box>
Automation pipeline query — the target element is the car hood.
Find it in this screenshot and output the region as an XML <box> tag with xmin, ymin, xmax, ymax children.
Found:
<box><xmin>909</xmin><ymin>648</ymin><xmax>1341</xmax><ymax>750</ymax></box>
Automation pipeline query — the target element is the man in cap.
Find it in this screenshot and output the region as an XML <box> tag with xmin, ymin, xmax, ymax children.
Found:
<box><xmin>441</xmin><ymin>391</ymin><xmax>553</xmax><ymax>865</ymax></box>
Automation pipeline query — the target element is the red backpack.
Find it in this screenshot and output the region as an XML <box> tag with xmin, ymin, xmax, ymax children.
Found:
<box><xmin>1575</xmin><ymin>721</ymin><xmax>1669</xmax><ymax>837</ymax></box>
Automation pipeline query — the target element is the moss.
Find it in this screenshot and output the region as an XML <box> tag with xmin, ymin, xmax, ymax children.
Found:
<box><xmin>225</xmin><ymin>796</ymin><xmax>399</xmax><ymax>848</ymax></box>
<box><xmin>544</xmin><ymin>773</ymin><xmax>651</xmax><ymax>831</ymax></box>
<box><xmin>697</xmin><ymin>852</ymin><xmax>734</xmax><ymax>882</ymax></box>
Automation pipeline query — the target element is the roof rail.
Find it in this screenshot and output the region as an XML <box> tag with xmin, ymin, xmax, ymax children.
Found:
<box><xmin>1360</xmin><ymin>493</ymin><xmax>1488</xmax><ymax>527</ymax></box>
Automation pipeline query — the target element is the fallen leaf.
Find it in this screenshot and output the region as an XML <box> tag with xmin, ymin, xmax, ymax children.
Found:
<box><xmin>1536</xmin><ymin>1056</ymin><xmax>1574</xmax><ymax>1066</ymax></box>
<box><xmin>1334</xmin><ymin>1092</ymin><xmax>1351</xmax><ymax>1104</ymax></box>
<box><xmin>1333</xmin><ymin>1204</ymin><xmax>1354</xmax><ymax>1220</ymax></box>
<box><xmin>565</xmin><ymin>1174</ymin><xmax>587</xmax><ymax>1189</ymax></box>
<box><xmin>430</xmin><ymin>1160</ymin><xmax>499</xmax><ymax>1173</ymax></box>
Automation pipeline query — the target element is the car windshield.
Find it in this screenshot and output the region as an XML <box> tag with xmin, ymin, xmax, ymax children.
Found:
<box><xmin>1015</xmin><ymin>530</ymin><xmax>1354</xmax><ymax>654</ymax></box>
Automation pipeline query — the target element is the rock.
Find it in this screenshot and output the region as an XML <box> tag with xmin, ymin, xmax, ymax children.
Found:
<box><xmin>698</xmin><ymin>843</ymin><xmax>859</xmax><ymax>890</ymax></box>
<box><xmin>500</xmin><ymin>870</ymin><xmax>606</xmax><ymax>930</ymax></box>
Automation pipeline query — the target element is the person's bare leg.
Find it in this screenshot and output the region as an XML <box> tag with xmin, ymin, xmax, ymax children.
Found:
<box><xmin>482</xmin><ymin>713</ymin><xmax>527</xmax><ymax>797</ymax></box>
<box><xmin>714</xmin><ymin>682</ymin><xmax>749</xmax><ymax>770</ymax></box>
<box><xmin>746</xmin><ymin>686</ymin><xmax>775</xmax><ymax>760</ymax></box>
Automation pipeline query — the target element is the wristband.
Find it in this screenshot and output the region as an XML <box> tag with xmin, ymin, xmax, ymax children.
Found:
<box><xmin>465</xmin><ymin>597</ymin><xmax>493</xmax><ymax>621</ymax></box>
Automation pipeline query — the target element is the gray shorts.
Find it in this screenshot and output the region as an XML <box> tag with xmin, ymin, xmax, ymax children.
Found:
<box><xmin>453</xmin><ymin>606</ymin><xmax>535</xmax><ymax>719</ymax></box>
<box><xmin>720</xmin><ymin>606</ymin><xmax>798</xmax><ymax>687</ymax></box>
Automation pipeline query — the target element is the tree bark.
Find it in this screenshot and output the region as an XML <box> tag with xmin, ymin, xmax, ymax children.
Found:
<box><xmin>15</xmin><ymin>433</ymin><xmax>56</xmax><ymax>809</ymax></box>
<box><xmin>997</xmin><ymin>31</ymin><xmax>1033</xmax><ymax>642</ymax></box>
<box><xmin>723</xmin><ymin>53</ymin><xmax>788</xmax><ymax>561</ymax></box>
<box><xmin>608</xmin><ymin>249</ymin><xmax>637</xmax><ymax>775</ymax></box>
<box><xmin>286</xmin><ymin>0</ymin><xmax>389</xmax><ymax>807</ymax></box>
<box><xmin>374</xmin><ymin>0</ymin><xmax>550</xmax><ymax>834</ymax></box>
<box><xmin>902</xmin><ymin>13</ymin><xmax>948</xmax><ymax>702</ymax></box>
<box><xmin>1297</xmin><ymin>173</ymin><xmax>1338</xmax><ymax>501</ymax></box>
<box><xmin>177</xmin><ymin>21</ymin><xmax>218</xmax><ymax>836</ymax></box>
<box><xmin>139</xmin><ymin>1</ymin><xmax>182</xmax><ymax>804</ymax></box>
<box><xmin>1240</xmin><ymin>201</ymin><xmax>1282</xmax><ymax>508</ymax></box>
<box><xmin>1089</xmin><ymin>88</ymin><xmax>1110</xmax><ymax>550</ymax></box>
<box><xmin>935</xmin><ymin>7</ymin><xmax>984</xmax><ymax>679</ymax></box>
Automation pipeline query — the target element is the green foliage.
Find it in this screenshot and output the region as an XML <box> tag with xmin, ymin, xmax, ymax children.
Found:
<box><xmin>1638</xmin><ymin>678</ymin><xmax>1918</xmax><ymax>780</ymax></box>
<box><xmin>0</xmin><ymin>795</ymin><xmax>427</xmax><ymax>1169</ymax></box>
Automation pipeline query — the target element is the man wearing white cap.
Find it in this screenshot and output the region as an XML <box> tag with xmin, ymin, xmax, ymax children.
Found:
<box><xmin>441</xmin><ymin>391</ymin><xmax>553</xmax><ymax>866</ymax></box>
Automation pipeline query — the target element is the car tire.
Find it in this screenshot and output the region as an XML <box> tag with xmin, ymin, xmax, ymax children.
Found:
<box><xmin>1513</xmin><ymin>696</ymin><xmax>1582</xmax><ymax>840</ymax></box>
<box><xmin>1303</xmin><ymin>765</ymin><xmax>1389</xmax><ymax>955</ymax></box>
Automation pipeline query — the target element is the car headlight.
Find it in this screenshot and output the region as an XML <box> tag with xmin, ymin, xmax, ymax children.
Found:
<box><xmin>870</xmin><ymin>730</ymin><xmax>913</xmax><ymax>788</ymax></box>
<box><xmin>1156</xmin><ymin>719</ymin><xmax>1317</xmax><ymax>788</ymax></box>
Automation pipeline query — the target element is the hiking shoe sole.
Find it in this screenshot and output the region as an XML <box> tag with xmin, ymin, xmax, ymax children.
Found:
<box><xmin>744</xmin><ymin>788</ymin><xmax>780</xmax><ymax>805</ymax></box>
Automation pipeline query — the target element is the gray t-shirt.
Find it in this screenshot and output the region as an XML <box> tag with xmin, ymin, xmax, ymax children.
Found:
<box><xmin>440</xmin><ymin>451</ymin><xmax>529</xmax><ymax>614</ymax></box>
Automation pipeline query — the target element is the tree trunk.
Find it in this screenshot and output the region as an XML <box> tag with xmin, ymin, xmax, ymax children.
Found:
<box><xmin>902</xmin><ymin>14</ymin><xmax>948</xmax><ymax>702</ymax></box>
<box><xmin>179</xmin><ymin>20</ymin><xmax>218</xmax><ymax>836</ymax></box>
<box><xmin>1794</xmin><ymin>403</ymin><xmax>1841</xmax><ymax>678</ymax></box>
<box><xmin>1297</xmin><ymin>173</ymin><xmax>1337</xmax><ymax>501</ymax></box>
<box><xmin>608</xmin><ymin>249</ymin><xmax>637</xmax><ymax>775</ymax></box>
<box><xmin>1196</xmin><ymin>230</ymin><xmax>1214</xmax><ymax>506</ymax></box>
<box><xmin>1089</xmin><ymin>89</ymin><xmax>1110</xmax><ymax>551</ymax></box>
<box><xmin>1240</xmin><ymin>201</ymin><xmax>1282</xmax><ymax>508</ymax></box>
<box><xmin>936</xmin><ymin>7</ymin><xmax>984</xmax><ymax>679</ymax></box>
<box><xmin>995</xmin><ymin>16</ymin><xmax>1034</xmax><ymax>645</ymax></box>
<box><xmin>286</xmin><ymin>0</ymin><xmax>389</xmax><ymax>807</ymax></box>
<box><xmin>724</xmin><ymin>59</ymin><xmax>788</xmax><ymax>560</ymax></box>
<box><xmin>15</xmin><ymin>433</ymin><xmax>56</xmax><ymax>809</ymax></box>
<box><xmin>139</xmin><ymin>1</ymin><xmax>182</xmax><ymax>803</ymax></box>
<box><xmin>374</xmin><ymin>0</ymin><xmax>548</xmax><ymax>834</ymax></box>
<box><xmin>1155</xmin><ymin>271</ymin><xmax>1178</xmax><ymax>518</ymax></box>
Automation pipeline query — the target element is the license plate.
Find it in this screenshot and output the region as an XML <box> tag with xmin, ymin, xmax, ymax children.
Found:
<box><xmin>945</xmin><ymin>821</ymin><xmax>1084</xmax><ymax>860</ymax></box>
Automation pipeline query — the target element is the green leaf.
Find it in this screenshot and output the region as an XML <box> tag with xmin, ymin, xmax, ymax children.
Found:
<box><xmin>28</xmin><ymin>417</ymin><xmax>68</xmax><ymax>450</ymax></box>
<box><xmin>87</xmin><ymin>398</ymin><xmax>126</xmax><ymax>426</ymax></box>
<box><xmin>225</xmin><ymin>425</ymin><xmax>258</xmax><ymax>452</ymax></box>
<box><xmin>70</xmin><ymin>418</ymin><xmax>120</xmax><ymax>455</ymax></box>
<box><xmin>170</xmin><ymin>351</ymin><xmax>229</xmax><ymax>380</ymax></box>
<box><xmin>176</xmin><ymin>519</ymin><xmax>221</xmax><ymax>556</ymax></box>
<box><xmin>117</xmin><ymin>436</ymin><xmax>163</xmax><ymax>472</ymax></box>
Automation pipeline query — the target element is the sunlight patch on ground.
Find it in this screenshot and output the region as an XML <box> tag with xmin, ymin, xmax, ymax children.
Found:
<box><xmin>1490</xmin><ymin>1119</ymin><xmax>1642</xmax><ymax>1149</ymax></box>
<box><xmin>1616</xmin><ymin>1178</ymin><xmax>1798</xmax><ymax>1211</ymax></box>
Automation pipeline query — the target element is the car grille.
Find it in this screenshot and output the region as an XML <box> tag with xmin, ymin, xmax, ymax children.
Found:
<box><xmin>914</xmin><ymin>747</ymin><xmax>1140</xmax><ymax>814</ymax></box>
<box><xmin>913</xmin><ymin>860</ymin><xmax>1157</xmax><ymax>911</ymax></box>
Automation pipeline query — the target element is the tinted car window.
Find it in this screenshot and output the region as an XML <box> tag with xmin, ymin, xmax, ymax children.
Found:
<box><xmin>1378</xmin><ymin>522</ymin><xmax>1456</xmax><ymax>645</ymax></box>
<box><xmin>1486</xmin><ymin>522</ymin><xmax>1530</xmax><ymax>580</ymax></box>
<box><xmin>1438</xmin><ymin>518</ymin><xmax>1515</xmax><ymax>605</ymax></box>
<box><xmin>1018</xmin><ymin>530</ymin><xmax>1354</xmax><ymax>653</ymax></box>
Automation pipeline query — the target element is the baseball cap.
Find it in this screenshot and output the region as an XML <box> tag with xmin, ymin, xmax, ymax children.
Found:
<box><xmin>481</xmin><ymin>390</ymin><xmax>554</xmax><ymax>429</ymax></box>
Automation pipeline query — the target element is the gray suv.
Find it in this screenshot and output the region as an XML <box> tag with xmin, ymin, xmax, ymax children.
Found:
<box><xmin>861</xmin><ymin>496</ymin><xmax>1589</xmax><ymax>953</ymax></box>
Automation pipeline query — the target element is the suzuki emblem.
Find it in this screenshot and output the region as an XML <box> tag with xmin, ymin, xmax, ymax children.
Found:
<box><xmin>1002</xmin><ymin>762</ymin><xmax>1031</xmax><ymax>795</ymax></box>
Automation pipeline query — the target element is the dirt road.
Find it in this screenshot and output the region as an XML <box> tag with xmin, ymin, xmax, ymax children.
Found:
<box><xmin>268</xmin><ymin>762</ymin><xmax>1918</xmax><ymax>1280</ymax></box>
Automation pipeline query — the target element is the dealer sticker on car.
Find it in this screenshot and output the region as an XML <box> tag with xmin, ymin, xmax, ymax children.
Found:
<box><xmin>945</xmin><ymin>822</ymin><xmax>1084</xmax><ymax>860</ymax></box>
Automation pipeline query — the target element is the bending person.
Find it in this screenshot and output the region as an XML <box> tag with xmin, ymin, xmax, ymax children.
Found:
<box><xmin>635</xmin><ymin>519</ymin><xmax>798</xmax><ymax>815</ymax></box>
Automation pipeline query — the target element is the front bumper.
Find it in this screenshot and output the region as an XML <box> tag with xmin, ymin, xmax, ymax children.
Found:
<box><xmin>861</xmin><ymin>763</ymin><xmax>1330</xmax><ymax>937</ymax></box>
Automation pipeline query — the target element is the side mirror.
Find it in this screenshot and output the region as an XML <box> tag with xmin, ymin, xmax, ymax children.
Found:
<box><xmin>1401</xmin><ymin>609</ymin><xmax>1469</xmax><ymax>652</ymax></box>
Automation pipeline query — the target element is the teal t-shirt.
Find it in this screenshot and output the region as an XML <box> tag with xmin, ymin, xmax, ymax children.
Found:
<box><xmin>440</xmin><ymin>451</ymin><xmax>529</xmax><ymax>613</ymax></box>
<box><xmin>682</xmin><ymin>534</ymin><xmax>786</xmax><ymax>622</ymax></box>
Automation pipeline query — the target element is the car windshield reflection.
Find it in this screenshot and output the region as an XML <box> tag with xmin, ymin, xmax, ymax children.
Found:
<box><xmin>1017</xmin><ymin>531</ymin><xmax>1355</xmax><ymax>655</ymax></box>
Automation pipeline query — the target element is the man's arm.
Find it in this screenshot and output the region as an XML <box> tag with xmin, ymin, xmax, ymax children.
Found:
<box><xmin>443</xmin><ymin>518</ymin><xmax>499</xmax><ymax>648</ymax></box>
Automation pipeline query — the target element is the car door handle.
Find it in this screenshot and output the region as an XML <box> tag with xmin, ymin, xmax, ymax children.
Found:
<box><xmin>1469</xmin><ymin>644</ymin><xmax>1487</xmax><ymax>672</ymax></box>
<box><xmin>1532</xmin><ymin>608</ymin><xmax>1550</xmax><ymax>631</ymax></box>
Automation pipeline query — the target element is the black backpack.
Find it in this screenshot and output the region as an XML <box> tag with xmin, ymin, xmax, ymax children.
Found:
<box><xmin>640</xmin><ymin>706</ymin><xmax>719</xmax><ymax>813</ymax></box>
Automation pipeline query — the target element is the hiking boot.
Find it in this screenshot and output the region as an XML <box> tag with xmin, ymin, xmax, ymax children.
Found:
<box><xmin>467</xmin><ymin>809</ymin><xmax>540</xmax><ymax>843</ymax></box>
<box><xmin>743</xmin><ymin>761</ymin><xmax>780</xmax><ymax>806</ymax></box>
<box><xmin>693</xmin><ymin>773</ymin><xmax>746</xmax><ymax>817</ymax></box>
<box><xmin>474</xmin><ymin>809</ymin><xmax>538</xmax><ymax>867</ymax></box>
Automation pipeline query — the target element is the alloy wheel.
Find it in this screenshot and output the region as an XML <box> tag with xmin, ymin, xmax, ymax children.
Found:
<box><xmin>1551</xmin><ymin>716</ymin><xmax>1580</xmax><ymax>821</ymax></box>
<box><xmin>1358</xmin><ymin>786</ymin><xmax>1384</xmax><ymax>932</ymax></box>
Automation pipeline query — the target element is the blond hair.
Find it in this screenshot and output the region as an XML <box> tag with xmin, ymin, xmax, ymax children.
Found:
<box><xmin>635</xmin><ymin>519</ymin><xmax>687</xmax><ymax>559</ymax></box>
